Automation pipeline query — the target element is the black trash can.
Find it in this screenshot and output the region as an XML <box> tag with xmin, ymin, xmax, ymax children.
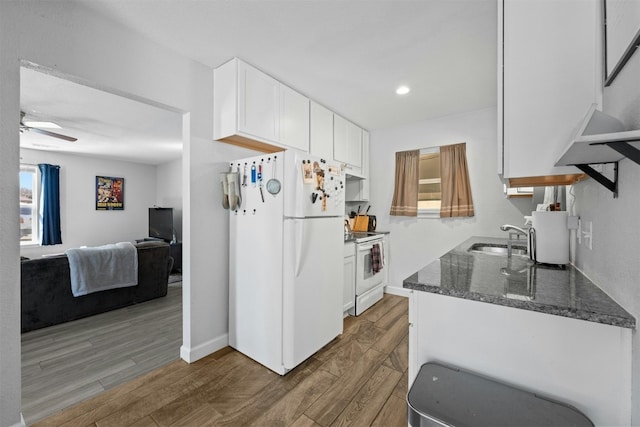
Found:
<box><xmin>407</xmin><ymin>362</ymin><xmax>594</xmax><ymax>427</ymax></box>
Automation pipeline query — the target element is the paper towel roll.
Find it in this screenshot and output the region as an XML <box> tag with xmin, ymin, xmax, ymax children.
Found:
<box><xmin>531</xmin><ymin>211</ymin><xmax>569</xmax><ymax>265</ymax></box>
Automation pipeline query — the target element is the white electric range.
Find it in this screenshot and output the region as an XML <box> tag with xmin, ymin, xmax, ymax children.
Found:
<box><xmin>347</xmin><ymin>232</ymin><xmax>388</xmax><ymax>316</ymax></box>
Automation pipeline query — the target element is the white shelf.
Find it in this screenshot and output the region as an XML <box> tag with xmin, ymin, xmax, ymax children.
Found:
<box><xmin>555</xmin><ymin>131</ymin><xmax>640</xmax><ymax>166</ymax></box>
<box><xmin>555</xmin><ymin>104</ymin><xmax>640</xmax><ymax>166</ymax></box>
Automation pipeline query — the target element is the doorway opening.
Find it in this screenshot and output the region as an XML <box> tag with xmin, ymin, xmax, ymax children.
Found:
<box><xmin>19</xmin><ymin>63</ymin><xmax>186</xmax><ymax>424</ymax></box>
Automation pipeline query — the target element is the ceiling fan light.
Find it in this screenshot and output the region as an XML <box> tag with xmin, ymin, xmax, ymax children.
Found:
<box><xmin>24</xmin><ymin>121</ymin><xmax>61</xmax><ymax>129</ymax></box>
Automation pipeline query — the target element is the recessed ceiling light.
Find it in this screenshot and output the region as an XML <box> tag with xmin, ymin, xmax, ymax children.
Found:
<box><xmin>396</xmin><ymin>86</ymin><xmax>410</xmax><ymax>95</ymax></box>
<box><xmin>24</xmin><ymin>121</ymin><xmax>61</xmax><ymax>129</ymax></box>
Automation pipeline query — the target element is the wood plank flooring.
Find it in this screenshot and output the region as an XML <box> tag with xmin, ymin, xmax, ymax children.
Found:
<box><xmin>22</xmin><ymin>280</ymin><xmax>183</xmax><ymax>425</ymax></box>
<box><xmin>28</xmin><ymin>292</ymin><xmax>409</xmax><ymax>427</ymax></box>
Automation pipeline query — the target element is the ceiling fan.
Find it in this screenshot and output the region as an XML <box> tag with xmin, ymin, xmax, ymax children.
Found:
<box><xmin>20</xmin><ymin>111</ymin><xmax>77</xmax><ymax>142</ymax></box>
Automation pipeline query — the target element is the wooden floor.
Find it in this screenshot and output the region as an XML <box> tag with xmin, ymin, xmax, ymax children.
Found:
<box><xmin>22</xmin><ymin>280</ymin><xmax>183</xmax><ymax>425</ymax></box>
<box><xmin>29</xmin><ymin>292</ymin><xmax>409</xmax><ymax>427</ymax></box>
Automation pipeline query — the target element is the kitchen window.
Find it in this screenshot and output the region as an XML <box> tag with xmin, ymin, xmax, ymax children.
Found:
<box><xmin>418</xmin><ymin>147</ymin><xmax>441</xmax><ymax>218</ymax></box>
<box><xmin>20</xmin><ymin>164</ymin><xmax>39</xmax><ymax>245</ymax></box>
<box><xmin>390</xmin><ymin>143</ymin><xmax>474</xmax><ymax>218</ymax></box>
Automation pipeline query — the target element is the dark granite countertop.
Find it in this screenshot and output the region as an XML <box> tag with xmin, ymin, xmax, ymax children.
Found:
<box><xmin>403</xmin><ymin>236</ymin><xmax>635</xmax><ymax>329</ymax></box>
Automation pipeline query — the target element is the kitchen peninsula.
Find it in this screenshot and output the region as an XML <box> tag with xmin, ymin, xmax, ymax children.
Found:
<box><xmin>404</xmin><ymin>236</ymin><xmax>635</xmax><ymax>426</ymax></box>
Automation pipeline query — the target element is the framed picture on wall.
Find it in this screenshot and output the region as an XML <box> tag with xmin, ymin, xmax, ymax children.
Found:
<box><xmin>96</xmin><ymin>176</ymin><xmax>124</xmax><ymax>210</ymax></box>
<box><xmin>604</xmin><ymin>0</ymin><xmax>640</xmax><ymax>86</ymax></box>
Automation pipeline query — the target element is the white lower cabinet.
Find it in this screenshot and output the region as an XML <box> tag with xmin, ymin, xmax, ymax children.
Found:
<box><xmin>343</xmin><ymin>242</ymin><xmax>355</xmax><ymax>314</ymax></box>
<box><xmin>409</xmin><ymin>291</ymin><xmax>632</xmax><ymax>426</ymax></box>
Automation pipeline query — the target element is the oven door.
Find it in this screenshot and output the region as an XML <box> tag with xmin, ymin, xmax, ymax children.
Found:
<box><xmin>355</xmin><ymin>240</ymin><xmax>385</xmax><ymax>295</ymax></box>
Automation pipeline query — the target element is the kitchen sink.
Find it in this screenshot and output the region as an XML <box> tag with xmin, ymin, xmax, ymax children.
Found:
<box><xmin>468</xmin><ymin>243</ymin><xmax>528</xmax><ymax>257</ymax></box>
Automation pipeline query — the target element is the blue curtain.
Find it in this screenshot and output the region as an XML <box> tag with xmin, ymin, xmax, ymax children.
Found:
<box><xmin>38</xmin><ymin>164</ymin><xmax>62</xmax><ymax>245</ymax></box>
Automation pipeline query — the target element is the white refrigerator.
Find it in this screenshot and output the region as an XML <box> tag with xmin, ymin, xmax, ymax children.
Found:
<box><xmin>228</xmin><ymin>149</ymin><xmax>345</xmax><ymax>375</ymax></box>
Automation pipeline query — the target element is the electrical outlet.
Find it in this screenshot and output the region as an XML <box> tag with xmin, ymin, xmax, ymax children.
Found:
<box><xmin>581</xmin><ymin>220</ymin><xmax>593</xmax><ymax>250</ymax></box>
<box><xmin>577</xmin><ymin>218</ymin><xmax>582</xmax><ymax>245</ymax></box>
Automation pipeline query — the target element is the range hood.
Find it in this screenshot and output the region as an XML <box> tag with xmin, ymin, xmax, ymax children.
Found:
<box><xmin>556</xmin><ymin>104</ymin><xmax>640</xmax><ymax>166</ymax></box>
<box><xmin>555</xmin><ymin>104</ymin><xmax>640</xmax><ymax>197</ymax></box>
<box><xmin>345</xmin><ymin>170</ymin><xmax>365</xmax><ymax>180</ymax></box>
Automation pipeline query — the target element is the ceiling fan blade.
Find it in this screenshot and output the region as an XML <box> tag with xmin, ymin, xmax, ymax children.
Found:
<box><xmin>26</xmin><ymin>126</ymin><xmax>78</xmax><ymax>142</ymax></box>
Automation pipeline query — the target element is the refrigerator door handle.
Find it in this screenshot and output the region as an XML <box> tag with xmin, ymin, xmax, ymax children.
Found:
<box><xmin>294</xmin><ymin>219</ymin><xmax>305</xmax><ymax>277</ymax></box>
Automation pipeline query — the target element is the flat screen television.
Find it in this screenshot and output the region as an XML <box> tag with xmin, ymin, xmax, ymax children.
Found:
<box><xmin>148</xmin><ymin>207</ymin><xmax>174</xmax><ymax>242</ymax></box>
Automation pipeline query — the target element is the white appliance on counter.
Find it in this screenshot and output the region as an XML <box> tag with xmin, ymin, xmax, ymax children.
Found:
<box><xmin>350</xmin><ymin>233</ymin><xmax>388</xmax><ymax>316</ymax></box>
<box><xmin>229</xmin><ymin>149</ymin><xmax>345</xmax><ymax>375</ymax></box>
<box><xmin>531</xmin><ymin>211</ymin><xmax>569</xmax><ymax>265</ymax></box>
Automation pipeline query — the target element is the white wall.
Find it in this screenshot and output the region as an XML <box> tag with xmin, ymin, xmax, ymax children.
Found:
<box><xmin>0</xmin><ymin>2</ymin><xmax>252</xmax><ymax>425</ymax></box>
<box><xmin>0</xmin><ymin>2</ymin><xmax>21</xmax><ymax>426</ymax></box>
<box><xmin>156</xmin><ymin>157</ymin><xmax>183</xmax><ymax>241</ymax></box>
<box><xmin>369</xmin><ymin>107</ymin><xmax>532</xmax><ymax>292</ymax></box>
<box><xmin>20</xmin><ymin>149</ymin><xmax>158</xmax><ymax>258</ymax></box>
<box><xmin>571</xmin><ymin>48</ymin><xmax>640</xmax><ymax>423</ymax></box>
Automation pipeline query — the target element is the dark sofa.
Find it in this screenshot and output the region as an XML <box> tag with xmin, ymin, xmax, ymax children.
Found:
<box><xmin>21</xmin><ymin>241</ymin><xmax>174</xmax><ymax>333</ymax></box>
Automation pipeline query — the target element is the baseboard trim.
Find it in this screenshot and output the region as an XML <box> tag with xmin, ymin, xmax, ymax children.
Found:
<box><xmin>180</xmin><ymin>333</ymin><xmax>228</xmax><ymax>363</ymax></box>
<box><xmin>10</xmin><ymin>413</ymin><xmax>26</xmax><ymax>427</ymax></box>
<box><xmin>384</xmin><ymin>285</ymin><xmax>411</xmax><ymax>298</ymax></box>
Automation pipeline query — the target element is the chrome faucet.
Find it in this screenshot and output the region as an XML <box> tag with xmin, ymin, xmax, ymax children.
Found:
<box><xmin>500</xmin><ymin>224</ymin><xmax>530</xmax><ymax>258</ymax></box>
<box><xmin>500</xmin><ymin>224</ymin><xmax>528</xmax><ymax>235</ymax></box>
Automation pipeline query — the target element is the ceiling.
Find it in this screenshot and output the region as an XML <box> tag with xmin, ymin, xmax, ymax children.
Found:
<box><xmin>20</xmin><ymin>67</ymin><xmax>183</xmax><ymax>165</ymax></box>
<box><xmin>21</xmin><ymin>0</ymin><xmax>497</xmax><ymax>164</ymax></box>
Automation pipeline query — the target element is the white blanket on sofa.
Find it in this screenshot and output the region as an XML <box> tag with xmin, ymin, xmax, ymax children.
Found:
<box><xmin>65</xmin><ymin>242</ymin><xmax>138</xmax><ymax>297</ymax></box>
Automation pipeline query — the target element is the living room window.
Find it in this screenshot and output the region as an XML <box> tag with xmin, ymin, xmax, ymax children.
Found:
<box><xmin>20</xmin><ymin>164</ymin><xmax>39</xmax><ymax>245</ymax></box>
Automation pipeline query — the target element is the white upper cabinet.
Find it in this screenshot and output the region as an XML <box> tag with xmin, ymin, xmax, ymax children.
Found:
<box><xmin>360</xmin><ymin>130</ymin><xmax>370</xmax><ymax>199</ymax></box>
<box><xmin>238</xmin><ymin>59</ymin><xmax>280</xmax><ymax>143</ymax></box>
<box><xmin>345</xmin><ymin>130</ymin><xmax>370</xmax><ymax>202</ymax></box>
<box><xmin>310</xmin><ymin>101</ymin><xmax>334</xmax><ymax>161</ymax></box>
<box><xmin>280</xmin><ymin>84</ymin><xmax>310</xmax><ymax>152</ymax></box>
<box><xmin>347</xmin><ymin>121</ymin><xmax>363</xmax><ymax>168</ymax></box>
<box><xmin>214</xmin><ymin>58</ymin><xmax>309</xmax><ymax>152</ymax></box>
<box><xmin>214</xmin><ymin>57</ymin><xmax>370</xmax><ymax>181</ymax></box>
<box><xmin>499</xmin><ymin>0</ymin><xmax>598</xmax><ymax>178</ymax></box>
<box><xmin>334</xmin><ymin>115</ymin><xmax>362</xmax><ymax>173</ymax></box>
<box><xmin>333</xmin><ymin>114</ymin><xmax>348</xmax><ymax>163</ymax></box>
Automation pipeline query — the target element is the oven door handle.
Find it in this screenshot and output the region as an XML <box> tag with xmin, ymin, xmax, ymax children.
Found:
<box><xmin>357</xmin><ymin>243</ymin><xmax>377</xmax><ymax>252</ymax></box>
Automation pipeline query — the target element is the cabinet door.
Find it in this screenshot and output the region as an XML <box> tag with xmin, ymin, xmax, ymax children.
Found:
<box><xmin>500</xmin><ymin>0</ymin><xmax>597</xmax><ymax>178</ymax></box>
<box><xmin>347</xmin><ymin>121</ymin><xmax>362</xmax><ymax>168</ymax></box>
<box><xmin>238</xmin><ymin>60</ymin><xmax>280</xmax><ymax>142</ymax></box>
<box><xmin>334</xmin><ymin>115</ymin><xmax>349</xmax><ymax>164</ymax></box>
<box><xmin>280</xmin><ymin>85</ymin><xmax>310</xmax><ymax>151</ymax></box>
<box><xmin>360</xmin><ymin>130</ymin><xmax>370</xmax><ymax>200</ymax></box>
<box><xmin>310</xmin><ymin>101</ymin><xmax>334</xmax><ymax>160</ymax></box>
<box><xmin>343</xmin><ymin>255</ymin><xmax>355</xmax><ymax>312</ymax></box>
<box><xmin>334</xmin><ymin>115</ymin><xmax>363</xmax><ymax>169</ymax></box>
